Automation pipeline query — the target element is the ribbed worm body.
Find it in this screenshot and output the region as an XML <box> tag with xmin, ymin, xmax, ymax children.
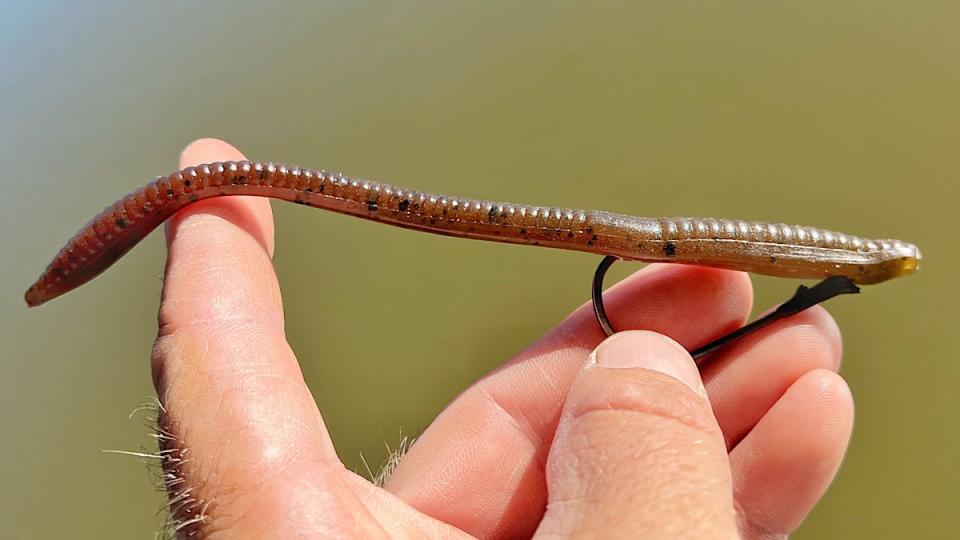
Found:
<box><xmin>25</xmin><ymin>160</ymin><xmax>920</xmax><ymax>306</ymax></box>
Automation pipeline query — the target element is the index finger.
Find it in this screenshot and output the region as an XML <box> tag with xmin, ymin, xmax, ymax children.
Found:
<box><xmin>151</xmin><ymin>139</ymin><xmax>344</xmax><ymax>534</ymax></box>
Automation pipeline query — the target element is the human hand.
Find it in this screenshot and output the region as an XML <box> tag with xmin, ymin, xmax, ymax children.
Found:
<box><xmin>152</xmin><ymin>138</ymin><xmax>853</xmax><ymax>538</ymax></box>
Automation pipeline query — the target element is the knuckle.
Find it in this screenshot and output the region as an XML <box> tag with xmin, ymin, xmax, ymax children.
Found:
<box><xmin>568</xmin><ymin>370</ymin><xmax>718</xmax><ymax>436</ymax></box>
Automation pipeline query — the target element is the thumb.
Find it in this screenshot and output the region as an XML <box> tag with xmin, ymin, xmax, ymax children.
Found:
<box><xmin>536</xmin><ymin>331</ymin><xmax>738</xmax><ymax>539</ymax></box>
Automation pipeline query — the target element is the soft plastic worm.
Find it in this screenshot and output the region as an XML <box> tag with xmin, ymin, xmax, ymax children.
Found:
<box><xmin>25</xmin><ymin>160</ymin><xmax>921</xmax><ymax>306</ymax></box>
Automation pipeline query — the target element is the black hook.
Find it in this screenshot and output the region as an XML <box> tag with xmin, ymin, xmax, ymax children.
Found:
<box><xmin>591</xmin><ymin>255</ymin><xmax>618</xmax><ymax>337</ymax></box>
<box><xmin>590</xmin><ymin>256</ymin><xmax>861</xmax><ymax>367</ymax></box>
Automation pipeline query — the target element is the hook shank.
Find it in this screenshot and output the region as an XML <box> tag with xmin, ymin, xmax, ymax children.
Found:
<box><xmin>590</xmin><ymin>256</ymin><xmax>860</xmax><ymax>367</ymax></box>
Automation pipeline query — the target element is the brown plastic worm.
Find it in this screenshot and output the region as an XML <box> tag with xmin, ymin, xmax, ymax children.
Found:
<box><xmin>25</xmin><ymin>160</ymin><xmax>921</xmax><ymax>307</ymax></box>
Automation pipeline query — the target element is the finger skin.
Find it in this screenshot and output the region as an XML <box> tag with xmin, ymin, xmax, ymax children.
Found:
<box><xmin>387</xmin><ymin>268</ymin><xmax>846</xmax><ymax>539</ymax></box>
<box><xmin>702</xmin><ymin>305</ymin><xmax>843</xmax><ymax>449</ymax></box>
<box><xmin>535</xmin><ymin>332</ymin><xmax>737</xmax><ymax>539</ymax></box>
<box><xmin>729</xmin><ymin>369</ymin><xmax>854</xmax><ymax>536</ymax></box>
<box><xmin>386</xmin><ymin>265</ymin><xmax>753</xmax><ymax>538</ymax></box>
<box><xmin>149</xmin><ymin>141</ymin><xmax>852</xmax><ymax>537</ymax></box>
<box><xmin>153</xmin><ymin>139</ymin><xmax>386</xmax><ymax>537</ymax></box>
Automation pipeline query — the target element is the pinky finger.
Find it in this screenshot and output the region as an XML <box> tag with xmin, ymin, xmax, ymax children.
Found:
<box><xmin>728</xmin><ymin>369</ymin><xmax>854</xmax><ymax>537</ymax></box>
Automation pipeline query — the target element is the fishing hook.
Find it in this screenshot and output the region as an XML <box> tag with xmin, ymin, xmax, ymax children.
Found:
<box><xmin>590</xmin><ymin>255</ymin><xmax>861</xmax><ymax>367</ymax></box>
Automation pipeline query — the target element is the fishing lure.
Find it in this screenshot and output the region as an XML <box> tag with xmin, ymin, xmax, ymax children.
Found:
<box><xmin>25</xmin><ymin>161</ymin><xmax>921</xmax><ymax>363</ymax></box>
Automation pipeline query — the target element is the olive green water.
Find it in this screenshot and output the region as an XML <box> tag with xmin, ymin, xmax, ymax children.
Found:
<box><xmin>2</xmin><ymin>2</ymin><xmax>957</xmax><ymax>538</ymax></box>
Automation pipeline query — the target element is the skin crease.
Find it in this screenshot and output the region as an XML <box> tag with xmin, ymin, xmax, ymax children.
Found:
<box><xmin>152</xmin><ymin>138</ymin><xmax>854</xmax><ymax>539</ymax></box>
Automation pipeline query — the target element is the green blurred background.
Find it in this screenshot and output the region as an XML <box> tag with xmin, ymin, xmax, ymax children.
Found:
<box><xmin>2</xmin><ymin>1</ymin><xmax>956</xmax><ymax>538</ymax></box>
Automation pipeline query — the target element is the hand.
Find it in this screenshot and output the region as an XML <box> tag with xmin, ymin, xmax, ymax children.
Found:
<box><xmin>152</xmin><ymin>138</ymin><xmax>853</xmax><ymax>538</ymax></box>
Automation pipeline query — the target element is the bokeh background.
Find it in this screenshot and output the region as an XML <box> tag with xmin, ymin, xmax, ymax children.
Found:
<box><xmin>2</xmin><ymin>2</ymin><xmax>956</xmax><ymax>538</ymax></box>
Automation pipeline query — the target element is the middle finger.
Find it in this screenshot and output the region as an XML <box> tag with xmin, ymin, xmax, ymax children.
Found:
<box><xmin>384</xmin><ymin>263</ymin><xmax>753</xmax><ymax>539</ymax></box>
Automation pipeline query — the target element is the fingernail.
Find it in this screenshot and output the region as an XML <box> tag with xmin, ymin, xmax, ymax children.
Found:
<box><xmin>590</xmin><ymin>331</ymin><xmax>705</xmax><ymax>396</ymax></box>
